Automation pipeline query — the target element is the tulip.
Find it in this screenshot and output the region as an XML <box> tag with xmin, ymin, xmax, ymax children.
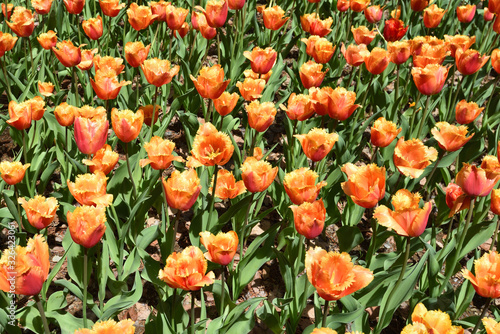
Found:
<box><xmin>7</xmin><ymin>100</ymin><xmax>31</xmax><ymax>130</ymax></box>
<box><xmin>494</xmin><ymin>14</ymin><xmax>500</xmax><ymax>34</ymax></box>
<box><xmin>82</xmin><ymin>144</ymin><xmax>119</xmax><ymax>175</ymax></box>
<box><xmin>383</xmin><ymin>18</ymin><xmax>408</xmax><ymax>42</ymax></box>
<box><xmin>213</xmin><ymin>92</ymin><xmax>239</xmax><ymax>117</ymax></box>
<box><xmin>52</xmin><ymin>40</ymin><xmax>82</xmax><ymax>67</ymax></box>
<box><xmin>127</xmin><ymin>3</ymin><xmax>158</xmax><ymax>31</ymax></box>
<box><xmin>280</xmin><ymin>93</ymin><xmax>314</xmax><ymax>121</ymax></box>
<box><xmin>387</xmin><ymin>41</ymin><xmax>411</xmax><ymax>65</ymax></box>
<box><xmin>491</xmin><ymin>189</ymin><xmax>500</xmax><ymax>216</ymax></box>
<box><xmin>337</xmin><ymin>0</ymin><xmax>349</xmax><ymax>12</ymax></box>
<box><xmin>209</xmin><ymin>169</ymin><xmax>246</xmax><ymax>200</ymax></box>
<box><xmin>228</xmin><ymin>0</ymin><xmax>244</xmax><ymax>10</ymax></box>
<box><xmin>341</xmin><ymin>43</ymin><xmax>370</xmax><ymax>67</ymax></box>
<box><xmin>492</xmin><ymin>49</ymin><xmax>500</xmax><ymax>74</ymax></box>
<box><xmin>32</xmin><ymin>0</ymin><xmax>53</xmax><ymax>15</ymax></box>
<box><xmin>140</xmin><ymin>136</ymin><xmax>183</xmax><ymax>170</ymax></box>
<box><xmin>350</xmin><ymin>0</ymin><xmax>370</xmax><ymax>12</ymax></box>
<box><xmin>241</xmin><ymin>156</ymin><xmax>278</xmax><ymax>193</ymax></box>
<box><xmin>94</xmin><ymin>55</ymin><xmax>125</xmax><ymax>75</ymax></box>
<box><xmin>410</xmin><ymin>0</ymin><xmax>428</xmax><ymax>12</ymax></box>
<box><xmin>165</xmin><ymin>4</ymin><xmax>189</xmax><ymax>30</ymax></box>
<box><xmin>483</xmin><ymin>318</ymin><xmax>500</xmax><ymax>334</ymax></box>
<box><xmin>299</xmin><ymin>60</ymin><xmax>328</xmax><ymax>89</ymax></box>
<box><xmin>259</xmin><ymin>5</ymin><xmax>289</xmax><ymax>30</ymax></box>
<box><xmin>242</xmin><ymin>69</ymin><xmax>272</xmax><ymax>82</ymax></box>
<box><xmin>364</xmin><ymin>47</ymin><xmax>389</xmax><ymax>75</ymax></box>
<box><xmin>485</xmin><ymin>7</ymin><xmax>496</xmax><ymax>21</ymax></box>
<box><xmin>67</xmin><ymin>172</ymin><xmax>114</xmax><ymax>206</ymax></box>
<box><xmin>290</xmin><ymin>199</ymin><xmax>325</xmax><ymax>239</ymax></box>
<box><xmin>0</xmin><ymin>31</ymin><xmax>17</xmax><ymax>56</ymax></box>
<box><xmin>141</xmin><ymin>58</ymin><xmax>180</xmax><ymax>87</ymax></box>
<box><xmin>445</xmin><ymin>183</ymin><xmax>470</xmax><ymax>217</ymax></box>
<box><xmin>481</xmin><ymin>155</ymin><xmax>500</xmax><ymax>177</ymax></box>
<box><xmin>75</xmin><ymin>320</ymin><xmax>136</xmax><ymax>334</ymax></box>
<box><xmin>306</xmin><ymin>247</ymin><xmax>373</xmax><ymax>301</ymax></box>
<box><xmin>38</xmin><ymin>81</ymin><xmax>54</xmax><ymax>97</ymax></box>
<box><xmin>327</xmin><ymin>87</ymin><xmax>360</xmax><ymax>121</ymax></box>
<box><xmin>150</xmin><ymin>0</ymin><xmax>168</xmax><ymax>22</ymax></box>
<box><xmin>311</xmin><ymin>329</ymin><xmax>339</xmax><ymax>334</ymax></box>
<box><xmin>393</xmin><ymin>138</ymin><xmax>438</xmax><ymax>178</ymax></box>
<box><xmin>457</xmin><ymin>4</ymin><xmax>476</xmax><ymax>23</ymax></box>
<box><xmin>0</xmin><ymin>161</ymin><xmax>30</xmax><ymax>185</ymax></box>
<box><xmin>74</xmin><ymin>116</ymin><xmax>109</xmax><ymax>155</ymax></box>
<box><xmin>54</xmin><ymin>102</ymin><xmax>76</xmax><ymax>127</ymax></box>
<box><xmin>18</xmin><ymin>196</ymin><xmax>58</xmax><ymax>230</ymax></box>
<box><xmin>138</xmin><ymin>104</ymin><xmax>161</xmax><ymax>126</ymax></box>
<box><xmin>309</xmin><ymin>87</ymin><xmax>330</xmax><ymax>116</ymax></box>
<box><xmin>190</xmin><ymin>64</ymin><xmax>230</xmax><ymax>99</ymax></box>
<box><xmin>90</xmin><ymin>69</ymin><xmax>131</xmax><ymax>100</ymax></box>
<box><xmin>302</xmin><ymin>37</ymin><xmax>335</xmax><ymax>64</ymax></box>
<box><xmin>158</xmin><ymin>246</ymin><xmax>215</xmax><ymax>290</ymax></box>
<box><xmin>99</xmin><ymin>0</ymin><xmax>125</xmax><ymax>17</ymax></box>
<box><xmin>173</xmin><ymin>22</ymin><xmax>190</xmax><ymax>38</ymax></box>
<box><xmin>236</xmin><ymin>78</ymin><xmax>266</xmax><ymax>101</ymax></box>
<box><xmin>411</xmin><ymin>64</ymin><xmax>450</xmax><ymax>95</ymax></box>
<box><xmin>67</xmin><ymin>206</ymin><xmax>107</xmax><ymax>248</ymax></box>
<box><xmin>370</xmin><ymin>117</ymin><xmax>401</xmax><ymax>147</ymax></box>
<box><xmin>192</xmin><ymin>11</ymin><xmax>217</xmax><ymax>39</ymax></box>
<box><xmin>243</xmin><ymin>46</ymin><xmax>277</xmax><ymax>75</ymax></box>
<box><xmin>6</xmin><ymin>7</ymin><xmax>34</xmax><ymax>37</ymax></box>
<box><xmin>162</xmin><ymin>169</ymin><xmax>202</xmax><ymax>211</ymax></box>
<box><xmin>406</xmin><ymin>303</ymin><xmax>464</xmax><ymax>333</ymax></box>
<box><xmin>82</xmin><ymin>15</ymin><xmax>103</xmax><ymax>40</ymax></box>
<box><xmin>77</xmin><ymin>49</ymin><xmax>98</xmax><ymax>71</ymax></box>
<box><xmin>351</xmin><ymin>26</ymin><xmax>377</xmax><ymax>45</ymax></box>
<box><xmin>28</xmin><ymin>96</ymin><xmax>46</xmax><ymax>121</ymax></box>
<box><xmin>431</xmin><ymin>122</ymin><xmax>473</xmax><ymax>152</ymax></box>
<box><xmin>202</xmin><ymin>0</ymin><xmax>228</xmax><ymax>28</ymax></box>
<box><xmin>455</xmin><ymin>48</ymin><xmax>490</xmax><ymax>76</ymax></box>
<box><xmin>463</xmin><ymin>251</ymin><xmax>500</xmax><ymax>298</ymax></box>
<box><xmin>410</xmin><ymin>35</ymin><xmax>445</xmax><ymax>54</ymax></box>
<box><xmin>300</xmin><ymin>13</ymin><xmax>333</xmax><ymax>37</ymax></box>
<box><xmin>424</xmin><ymin>4</ymin><xmax>446</xmax><ymax>29</ymax></box>
<box><xmin>1</xmin><ymin>3</ymin><xmax>13</xmax><ymax>19</ymax></box>
<box><xmin>444</xmin><ymin>34</ymin><xmax>476</xmax><ymax>58</ymax></box>
<box><xmin>63</xmin><ymin>0</ymin><xmax>84</xmax><ymax>14</ymax></box>
<box><xmin>412</xmin><ymin>43</ymin><xmax>449</xmax><ymax>68</ymax></box>
<box><xmin>188</xmin><ymin>122</ymin><xmax>234</xmax><ymax>167</ymax></box>
<box><xmin>295</xmin><ymin>128</ymin><xmax>338</xmax><ymax>162</ymax></box>
<box><xmin>491</xmin><ymin>0</ymin><xmax>500</xmax><ymax>15</ymax></box>
<box><xmin>283</xmin><ymin>168</ymin><xmax>327</xmax><ymax>205</ymax></box>
<box><xmin>199</xmin><ymin>231</ymin><xmax>239</xmax><ymax>266</ymax></box>
<box><xmin>341</xmin><ymin>163</ymin><xmax>385</xmax><ymax>208</ymax></box>
<box><xmin>0</xmin><ymin>235</ymin><xmax>49</xmax><ymax>296</ymax></box>
<box><xmin>246</xmin><ymin>100</ymin><xmax>277</xmax><ymax>132</ymax></box>
<box><xmin>364</xmin><ymin>5</ymin><xmax>384</xmax><ymax>23</ymax></box>
<box><xmin>111</xmin><ymin>108</ymin><xmax>143</xmax><ymax>143</ymax></box>
<box><xmin>455</xmin><ymin>163</ymin><xmax>500</xmax><ymax>198</ymax></box>
<box><xmin>75</xmin><ymin>105</ymin><xmax>107</xmax><ymax>121</ymax></box>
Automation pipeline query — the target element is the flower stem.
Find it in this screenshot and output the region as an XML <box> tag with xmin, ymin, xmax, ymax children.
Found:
<box><xmin>169</xmin><ymin>210</ymin><xmax>181</xmax><ymax>255</ymax></box>
<box><xmin>209</xmin><ymin>166</ymin><xmax>219</xmax><ymax>216</ymax></box>
<box><xmin>321</xmin><ymin>300</ymin><xmax>329</xmax><ymax>327</ymax></box>
<box><xmin>206</xmin><ymin>98</ymin><xmax>213</xmax><ymax>124</ymax></box>
<box><xmin>471</xmin><ymin>298</ymin><xmax>491</xmax><ymax>334</ymax></box>
<box><xmin>220</xmin><ymin>266</ymin><xmax>226</xmax><ymax>317</ymax></box>
<box><xmin>482</xmin><ymin>76</ymin><xmax>500</xmax><ymax>129</ymax></box>
<box><xmin>190</xmin><ymin>292</ymin><xmax>196</xmax><ymax>334</ymax></box>
<box><xmin>83</xmin><ymin>247</ymin><xmax>88</xmax><ymax>328</ymax></box>
<box><xmin>73</xmin><ymin>66</ymin><xmax>79</xmax><ymax>105</ymax></box>
<box><xmin>425</xmin><ymin>153</ymin><xmax>445</xmax><ymax>202</ymax></box>
<box><xmin>370</xmin><ymin>146</ymin><xmax>378</xmax><ymax>163</ymax></box>
<box><xmin>1</xmin><ymin>57</ymin><xmax>12</xmax><ymax>100</ymax></box>
<box><xmin>391</xmin><ymin>64</ymin><xmax>400</xmax><ymax>121</ymax></box>
<box><xmin>149</xmin><ymin>85</ymin><xmax>159</xmax><ymax>140</ymax></box>
<box><xmin>491</xmin><ymin>217</ymin><xmax>500</xmax><ymax>251</ymax></box>
<box><xmin>34</xmin><ymin>295</ymin><xmax>50</xmax><ymax>334</ymax></box>
<box><xmin>239</xmin><ymin>192</ymin><xmax>255</xmax><ymax>258</ymax></box>
<box><xmin>14</xmin><ymin>185</ymin><xmax>23</xmax><ymax>233</ymax></box>
<box><xmin>416</xmin><ymin>95</ymin><xmax>431</xmax><ymax>139</ymax></box>
<box><xmin>409</xmin><ymin>92</ymin><xmax>422</xmax><ymax>134</ymax></box>
<box><xmin>125</xmin><ymin>142</ymin><xmax>138</xmax><ymax>201</ymax></box>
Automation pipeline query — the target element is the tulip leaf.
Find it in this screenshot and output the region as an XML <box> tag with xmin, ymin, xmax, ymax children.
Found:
<box><xmin>337</xmin><ymin>226</ymin><xmax>364</xmax><ymax>252</ymax></box>
<box><xmin>101</xmin><ymin>271</ymin><xmax>143</xmax><ymax>320</ymax></box>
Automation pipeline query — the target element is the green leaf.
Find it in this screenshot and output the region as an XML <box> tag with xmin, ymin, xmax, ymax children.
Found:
<box><xmin>101</xmin><ymin>271</ymin><xmax>143</xmax><ymax>320</ymax></box>
<box><xmin>337</xmin><ymin>226</ymin><xmax>364</xmax><ymax>252</ymax></box>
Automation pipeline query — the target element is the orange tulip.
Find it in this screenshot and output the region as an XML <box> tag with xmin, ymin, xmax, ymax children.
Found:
<box><xmin>190</xmin><ymin>64</ymin><xmax>230</xmax><ymax>99</ymax></box>
<box><xmin>75</xmin><ymin>105</ymin><xmax>107</xmax><ymax>121</ymax></box>
<box><xmin>243</xmin><ymin>46</ymin><xmax>277</xmax><ymax>75</ymax></box>
<box><xmin>431</xmin><ymin>122</ymin><xmax>473</xmax><ymax>152</ymax></box>
<box><xmin>410</xmin><ymin>35</ymin><xmax>445</xmax><ymax>55</ymax></box>
<box><xmin>90</xmin><ymin>69</ymin><xmax>131</xmax><ymax>100</ymax></box>
<box><xmin>127</xmin><ymin>3</ymin><xmax>158</xmax><ymax>31</ymax></box>
<box><xmin>341</xmin><ymin>163</ymin><xmax>386</xmax><ymax>208</ymax></box>
<box><xmin>412</xmin><ymin>43</ymin><xmax>449</xmax><ymax>68</ymax></box>
<box><xmin>209</xmin><ymin>169</ymin><xmax>246</xmax><ymax>200</ymax></box>
<box><xmin>32</xmin><ymin>0</ymin><xmax>53</xmax><ymax>15</ymax></box>
<box><xmin>228</xmin><ymin>0</ymin><xmax>244</xmax><ymax>10</ymax></box>
<box><xmin>162</xmin><ymin>169</ymin><xmax>202</xmax><ymax>211</ymax></box>
<box><xmin>492</xmin><ymin>49</ymin><xmax>500</xmax><ymax>74</ymax></box>
<box><xmin>424</xmin><ymin>4</ymin><xmax>446</xmax><ymax>28</ymax></box>
<box><xmin>411</xmin><ymin>64</ymin><xmax>450</xmax><ymax>95</ymax></box>
<box><xmin>350</xmin><ymin>0</ymin><xmax>370</xmax><ymax>12</ymax></box>
<box><xmin>393</xmin><ymin>138</ymin><xmax>438</xmax><ymax>178</ymax></box>
<box><xmin>141</xmin><ymin>58</ymin><xmax>180</xmax><ymax>87</ymax></box>
<box><xmin>300</xmin><ymin>13</ymin><xmax>333</xmax><ymax>37</ymax></box>
<box><xmin>38</xmin><ymin>81</ymin><xmax>54</xmax><ymax>97</ymax></box>
<box><xmin>199</xmin><ymin>231</ymin><xmax>239</xmax><ymax>266</ymax></box>
<box><xmin>7</xmin><ymin>100</ymin><xmax>31</xmax><ymax>130</ymax></box>
<box><xmin>387</xmin><ymin>41</ymin><xmax>411</xmax><ymax>65</ymax></box>
<box><xmin>138</xmin><ymin>104</ymin><xmax>161</xmax><ymax>126</ymax></box>
<box><xmin>445</xmin><ymin>182</ymin><xmax>470</xmax><ymax>217</ymax></box>
<box><xmin>302</xmin><ymin>37</ymin><xmax>335</xmax><ymax>64</ymax></box>
<box><xmin>246</xmin><ymin>100</ymin><xmax>277</xmax><ymax>132</ymax></box>
<box><xmin>410</xmin><ymin>0</ymin><xmax>428</xmax><ymax>11</ymax></box>
<box><xmin>188</xmin><ymin>122</ymin><xmax>234</xmax><ymax>167</ymax></box>
<box><xmin>140</xmin><ymin>136</ymin><xmax>183</xmax><ymax>170</ymax></box>
<box><xmin>491</xmin><ymin>0</ymin><xmax>500</xmax><ymax>15</ymax></box>
<box><xmin>341</xmin><ymin>43</ymin><xmax>370</xmax><ymax>67</ymax></box>
<box><xmin>337</xmin><ymin>0</ymin><xmax>349</xmax><ymax>12</ymax></box>
<box><xmin>201</xmin><ymin>0</ymin><xmax>228</xmax><ymax>28</ymax></box>
<box><xmin>94</xmin><ymin>55</ymin><xmax>125</xmax><ymax>75</ymax></box>
<box><xmin>290</xmin><ymin>199</ymin><xmax>326</xmax><ymax>239</ymax></box>
<box><xmin>214</xmin><ymin>92</ymin><xmax>239</xmax><ymax>116</ymax></box>
<box><xmin>364</xmin><ymin>5</ymin><xmax>384</xmax><ymax>23</ymax></box>
<box><xmin>463</xmin><ymin>251</ymin><xmax>500</xmax><ymax>298</ymax></box>
<box><xmin>455</xmin><ymin>48</ymin><xmax>489</xmax><ymax>76</ymax></box>
<box><xmin>364</xmin><ymin>47</ymin><xmax>389</xmax><ymax>75</ymax></box>
<box><xmin>236</xmin><ymin>78</ymin><xmax>266</xmax><ymax>101</ymax></box>
<box><xmin>111</xmin><ymin>108</ymin><xmax>144</xmax><ymax>143</ymax></box>
<box><xmin>457</xmin><ymin>4</ymin><xmax>476</xmax><ymax>23</ymax></box>
<box><xmin>299</xmin><ymin>60</ymin><xmax>328</xmax><ymax>89</ymax></box>
<box><xmin>309</xmin><ymin>87</ymin><xmax>330</xmax><ymax>116</ymax></box>
<box><xmin>456</xmin><ymin>163</ymin><xmax>500</xmax><ymax>197</ymax></box>
<box><xmin>99</xmin><ymin>0</ymin><xmax>125</xmax><ymax>17</ymax></box>
<box><xmin>28</xmin><ymin>96</ymin><xmax>46</xmax><ymax>121</ymax></box>
<box><xmin>6</xmin><ymin>7</ymin><xmax>34</xmax><ymax>37</ymax></box>
<box><xmin>1</xmin><ymin>3</ymin><xmax>13</xmax><ymax>20</ymax></box>
<box><xmin>67</xmin><ymin>205</ymin><xmax>107</xmax><ymax>248</ymax></box>
<box><xmin>63</xmin><ymin>0</ymin><xmax>84</xmax><ymax>14</ymax></box>
<box><xmin>82</xmin><ymin>15</ymin><xmax>103</xmax><ymax>40</ymax></box>
<box><xmin>295</xmin><ymin>128</ymin><xmax>338</xmax><ymax>162</ymax></box>
<box><xmin>383</xmin><ymin>18</ymin><xmax>408</xmax><ymax>42</ymax></box>
<box><xmin>192</xmin><ymin>11</ymin><xmax>217</xmax><ymax>39</ymax></box>
<box><xmin>75</xmin><ymin>319</ymin><xmax>136</xmax><ymax>334</ymax></box>
<box><xmin>74</xmin><ymin>116</ymin><xmax>109</xmax><ymax>155</ymax></box>
<box><xmin>259</xmin><ymin>5</ymin><xmax>289</xmax><ymax>30</ymax></box>
<box><xmin>0</xmin><ymin>235</ymin><xmax>49</xmax><ymax>296</ymax></box>
<box><xmin>52</xmin><ymin>40</ymin><xmax>82</xmax><ymax>67</ymax></box>
<box><xmin>165</xmin><ymin>4</ymin><xmax>189</xmax><ymax>30</ymax></box>
<box><xmin>444</xmin><ymin>34</ymin><xmax>476</xmax><ymax>58</ymax></box>
<box><xmin>173</xmin><ymin>22</ymin><xmax>190</xmax><ymax>38</ymax></box>
<box><xmin>491</xmin><ymin>189</ymin><xmax>500</xmax><ymax>216</ymax></box>
<box><xmin>283</xmin><ymin>168</ymin><xmax>327</xmax><ymax>205</ymax></box>
<box><xmin>67</xmin><ymin>172</ymin><xmax>113</xmax><ymax>206</ymax></box>
<box><xmin>280</xmin><ymin>93</ymin><xmax>314</xmax><ymax>121</ymax></box>
<box><xmin>370</xmin><ymin>117</ymin><xmax>401</xmax><ymax>148</ymax></box>
<box><xmin>327</xmin><ymin>87</ymin><xmax>360</xmax><ymax>121</ymax></box>
<box><xmin>77</xmin><ymin>48</ymin><xmax>98</xmax><ymax>71</ymax></box>
<box><xmin>0</xmin><ymin>31</ymin><xmax>17</xmax><ymax>56</ymax></box>
<box><xmin>159</xmin><ymin>246</ymin><xmax>215</xmax><ymax>290</ymax></box>
<box><xmin>306</xmin><ymin>247</ymin><xmax>373</xmax><ymax>301</ymax></box>
<box><xmin>0</xmin><ymin>161</ymin><xmax>30</xmax><ymax>185</ymax></box>
<box><xmin>408</xmin><ymin>303</ymin><xmax>464</xmax><ymax>334</ymax></box>
<box><xmin>82</xmin><ymin>144</ymin><xmax>119</xmax><ymax>175</ymax></box>
<box><xmin>483</xmin><ymin>318</ymin><xmax>500</xmax><ymax>334</ymax></box>
<box><xmin>241</xmin><ymin>156</ymin><xmax>278</xmax><ymax>193</ymax></box>
<box><xmin>54</xmin><ymin>102</ymin><xmax>76</xmax><ymax>127</ymax></box>
<box><xmin>351</xmin><ymin>26</ymin><xmax>377</xmax><ymax>45</ymax></box>
<box><xmin>18</xmin><ymin>196</ymin><xmax>58</xmax><ymax>230</ymax></box>
<box><xmin>374</xmin><ymin>189</ymin><xmax>431</xmax><ymax>237</ymax></box>
<box><xmin>150</xmin><ymin>0</ymin><xmax>168</xmax><ymax>22</ymax></box>
<box><xmin>311</xmin><ymin>329</ymin><xmax>339</xmax><ymax>334</ymax></box>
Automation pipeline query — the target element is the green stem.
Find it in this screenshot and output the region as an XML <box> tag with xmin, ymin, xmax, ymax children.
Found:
<box><xmin>366</xmin><ymin>219</ymin><xmax>377</xmax><ymax>267</ymax></box>
<box><xmin>450</xmin><ymin>75</ymin><xmax>465</xmax><ymax>120</ymax></box>
<box><xmin>349</xmin><ymin>74</ymin><xmax>373</xmax><ymax>141</ymax></box>
<box><xmin>443</xmin><ymin>216</ymin><xmax>454</xmax><ymax>250</ymax></box>
<box><xmin>190</xmin><ymin>292</ymin><xmax>196</xmax><ymax>334</ymax></box>
<box><xmin>321</xmin><ymin>300</ymin><xmax>329</xmax><ymax>327</ymax></box>
<box><xmin>149</xmin><ymin>85</ymin><xmax>159</xmax><ymax>140</ymax></box>
<box><xmin>169</xmin><ymin>210</ymin><xmax>181</xmax><ymax>255</ymax></box>
<box><xmin>220</xmin><ymin>266</ymin><xmax>226</xmax><ymax>317</ymax></box>
<box><xmin>217</xmin><ymin>29</ymin><xmax>221</xmax><ymax>63</ymax></box>
<box><xmin>73</xmin><ymin>66</ymin><xmax>79</xmax><ymax>105</ymax></box>
<box><xmin>209</xmin><ymin>166</ymin><xmax>219</xmax><ymax>218</ymax></box>
<box><xmin>1</xmin><ymin>57</ymin><xmax>12</xmax><ymax>100</ymax></box>
<box><xmin>345</xmin><ymin>66</ymin><xmax>356</xmax><ymax>89</ymax></box>
<box><xmin>392</xmin><ymin>64</ymin><xmax>400</xmax><ymax>121</ymax></box>
<box><xmin>239</xmin><ymin>192</ymin><xmax>255</xmax><ymax>258</ymax></box>
<box><xmin>27</xmin><ymin>38</ymin><xmax>34</xmax><ymax>79</ymax></box>
<box><xmin>22</xmin><ymin>130</ymin><xmax>28</xmax><ymax>165</ymax></box>
<box><xmin>370</xmin><ymin>146</ymin><xmax>378</xmax><ymax>163</ymax></box>
<box><xmin>490</xmin><ymin>217</ymin><xmax>500</xmax><ymax>251</ymax></box>
<box><xmin>206</xmin><ymin>98</ymin><xmax>213</xmax><ymax>124</ymax></box>
<box><xmin>34</xmin><ymin>295</ymin><xmax>50</xmax><ymax>334</ymax></box>
<box><xmin>83</xmin><ymin>248</ymin><xmax>88</xmax><ymax>328</ymax></box>
<box><xmin>470</xmin><ymin>298</ymin><xmax>491</xmax><ymax>334</ymax></box>
<box><xmin>14</xmin><ymin>185</ymin><xmax>23</xmax><ymax>233</ymax></box>
<box><xmin>482</xmin><ymin>76</ymin><xmax>500</xmax><ymax>129</ymax></box>
<box><xmin>125</xmin><ymin>142</ymin><xmax>138</xmax><ymax>200</ymax></box>
<box><xmin>425</xmin><ymin>153</ymin><xmax>445</xmax><ymax>200</ymax></box>
<box><xmin>416</xmin><ymin>95</ymin><xmax>431</xmax><ymax>139</ymax></box>
<box><xmin>248</xmin><ymin>128</ymin><xmax>257</xmax><ymax>157</ymax></box>
<box><xmin>445</xmin><ymin>64</ymin><xmax>456</xmax><ymax>121</ymax></box>
<box><xmin>409</xmin><ymin>93</ymin><xmax>421</xmax><ymax>135</ymax></box>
